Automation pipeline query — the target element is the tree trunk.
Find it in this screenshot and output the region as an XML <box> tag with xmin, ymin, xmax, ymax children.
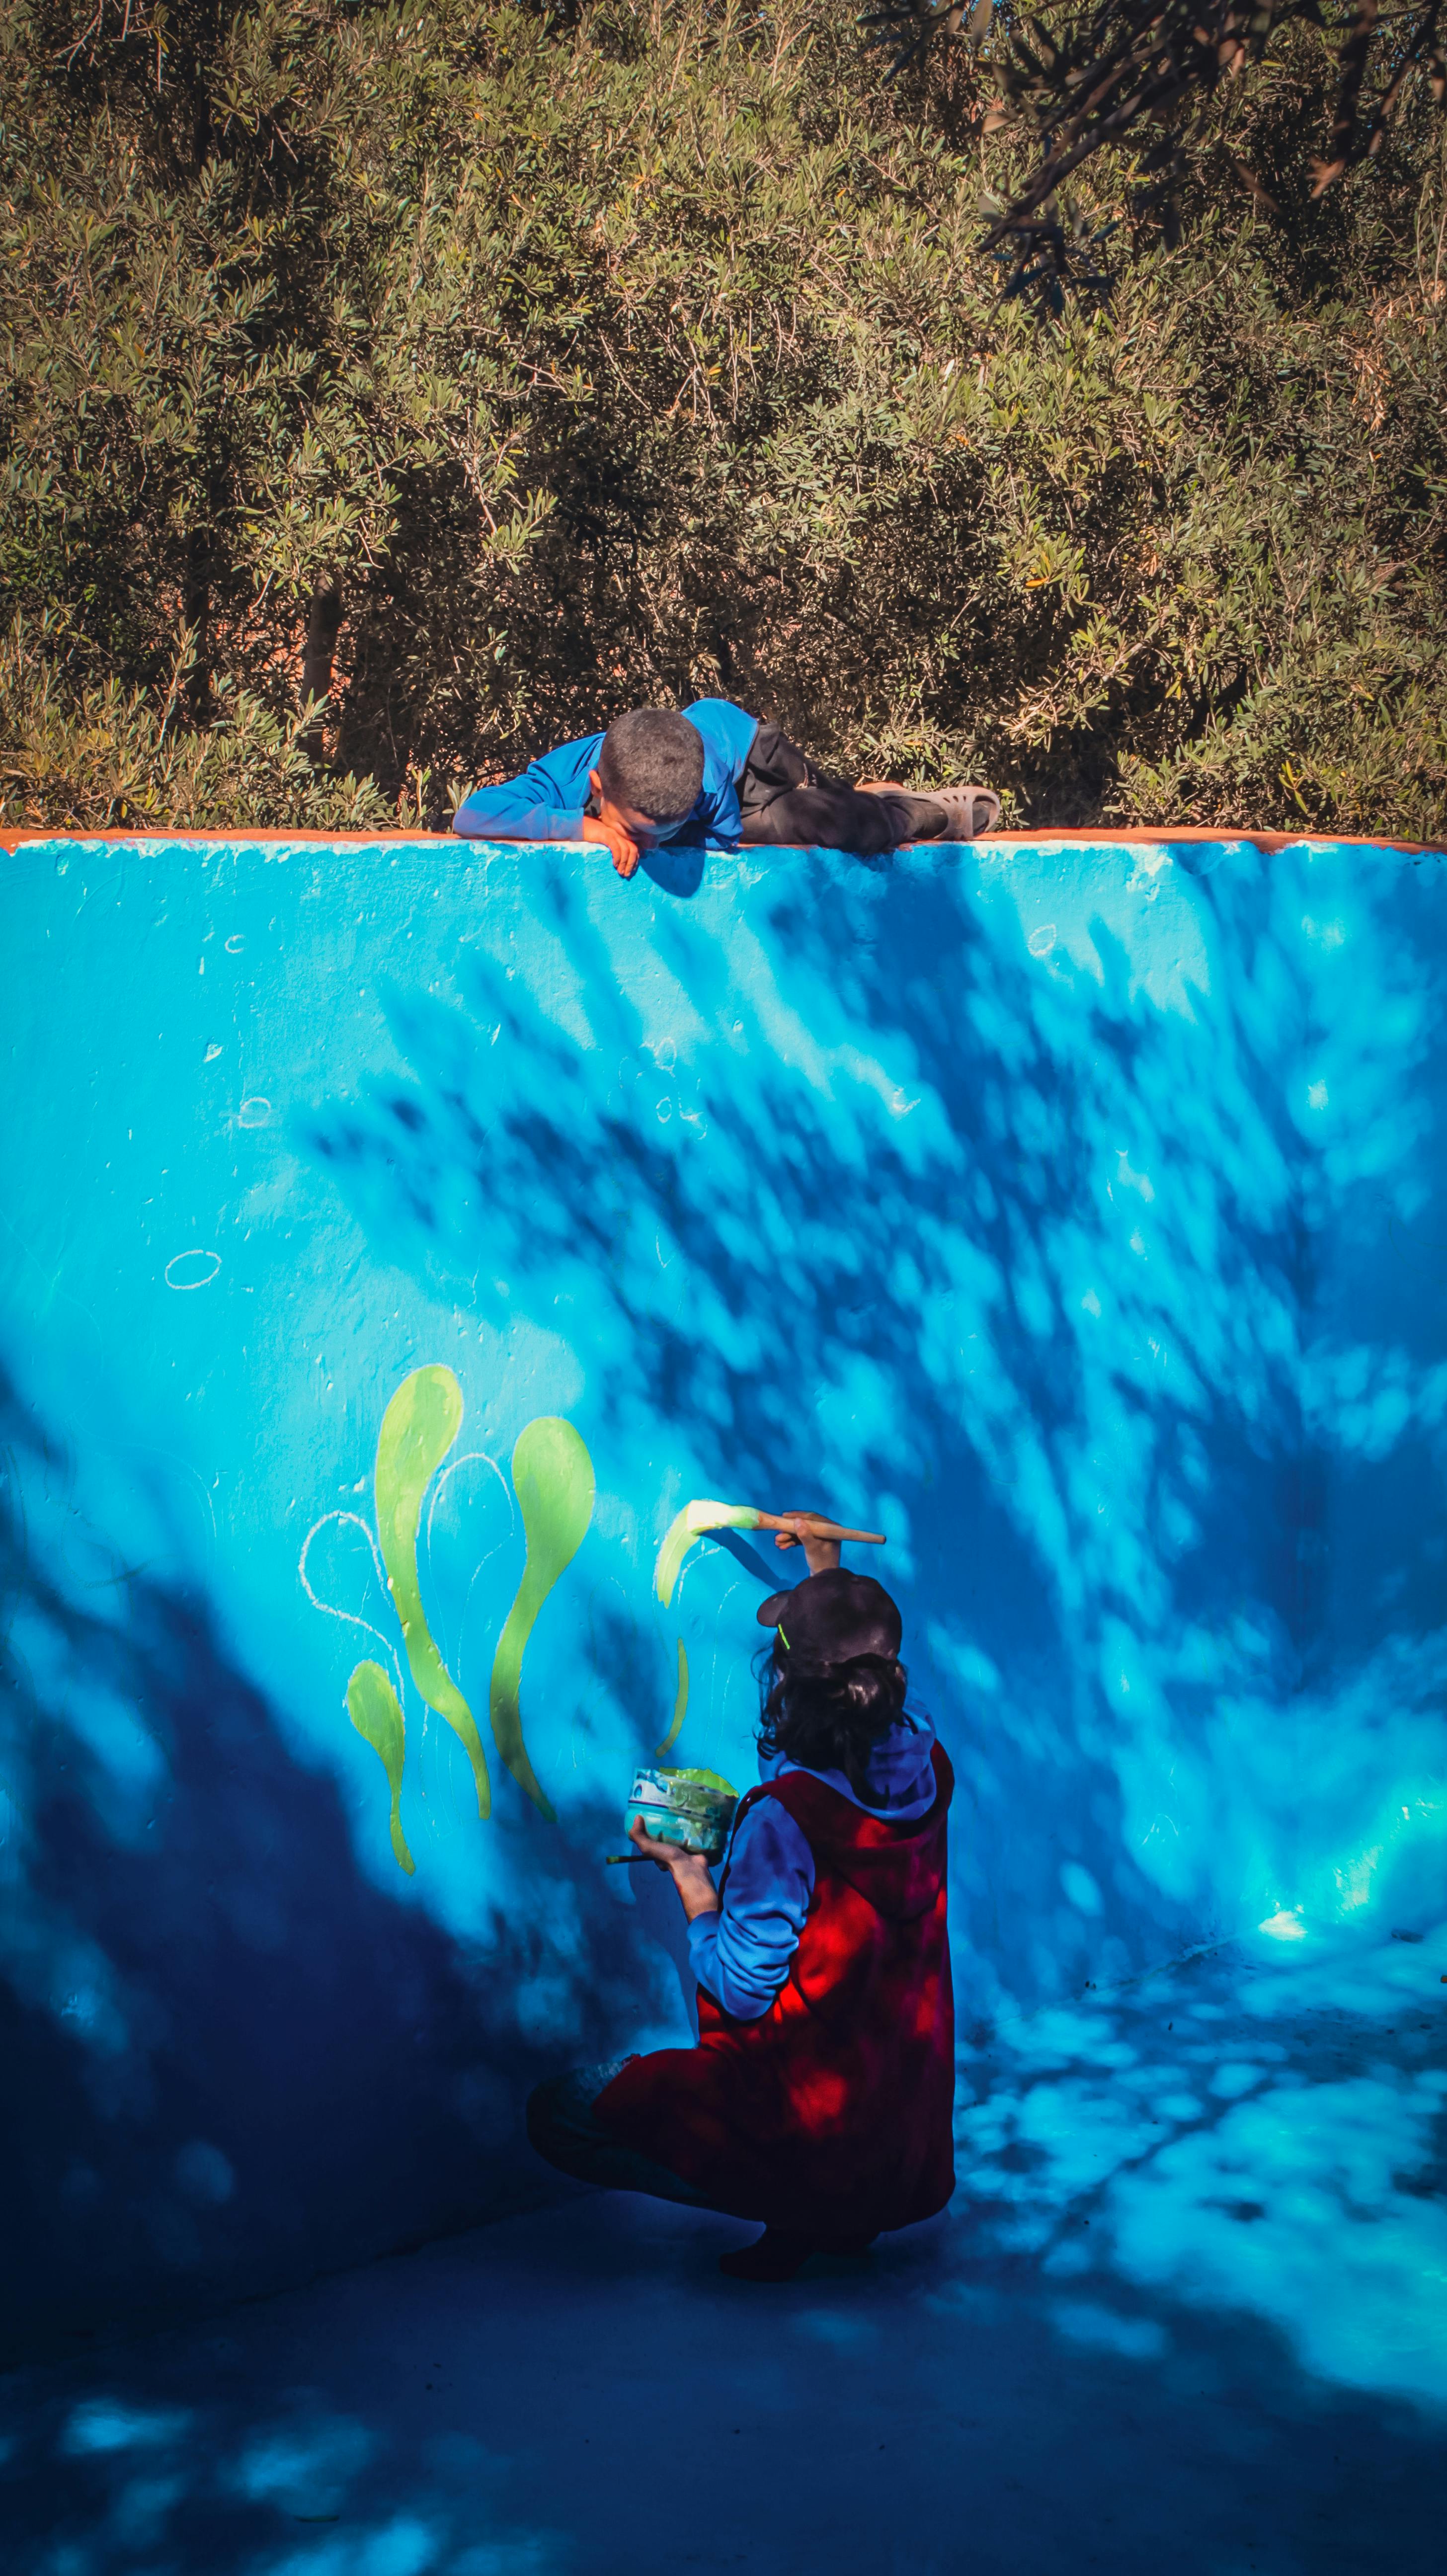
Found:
<box><xmin>183</xmin><ymin>529</ymin><xmax>210</xmax><ymax>719</ymax></box>
<box><xmin>301</xmin><ymin>572</ymin><xmax>345</xmax><ymax>759</ymax></box>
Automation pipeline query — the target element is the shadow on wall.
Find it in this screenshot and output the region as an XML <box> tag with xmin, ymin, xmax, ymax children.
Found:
<box><xmin>6</xmin><ymin>833</ymin><xmax>1447</xmax><ymax>2366</ymax></box>
<box><xmin>0</xmin><ymin>1361</ymin><xmax>673</xmax><ymax>2366</ymax></box>
<box><xmin>304</xmin><ymin>843</ymin><xmax>1447</xmax><ymax>1999</ymax></box>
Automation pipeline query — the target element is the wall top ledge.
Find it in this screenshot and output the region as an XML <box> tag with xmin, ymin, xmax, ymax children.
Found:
<box><xmin>4</xmin><ymin>824</ymin><xmax>1444</xmax><ymax>861</ymax></box>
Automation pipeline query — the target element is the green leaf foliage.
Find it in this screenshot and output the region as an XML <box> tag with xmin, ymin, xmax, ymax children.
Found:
<box><xmin>1</xmin><ymin>0</ymin><xmax>1445</xmax><ymax>838</ymax></box>
<box><xmin>868</xmin><ymin>0</ymin><xmax>1447</xmax><ymax>265</ymax></box>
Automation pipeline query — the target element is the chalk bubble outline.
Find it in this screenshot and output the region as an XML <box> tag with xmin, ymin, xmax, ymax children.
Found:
<box><xmin>299</xmin><ymin>1511</ymin><xmax>407</xmax><ymax>1709</ymax></box>
<box><xmin>425</xmin><ymin>1448</ymin><xmax>515</xmax><ymax>1563</ymax></box>
<box><xmin>425</xmin><ymin>1449</ymin><xmax>517</xmax><ymax>1689</ymax></box>
<box><xmin>237</xmin><ymin>1098</ymin><xmax>272</xmax><ymax>1129</ymax></box>
<box><xmin>164</xmin><ymin>1249</ymin><xmax>222</xmax><ymax>1291</ymax></box>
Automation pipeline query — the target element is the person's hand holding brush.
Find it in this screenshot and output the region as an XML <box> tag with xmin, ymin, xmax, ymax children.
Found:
<box><xmin>755</xmin><ymin>1507</ymin><xmax>885</xmax><ymax>1576</ymax></box>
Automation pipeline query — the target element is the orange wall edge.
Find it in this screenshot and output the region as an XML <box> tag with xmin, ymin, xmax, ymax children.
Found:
<box><xmin>2</xmin><ymin>824</ymin><xmax>1443</xmax><ymax>858</ymax></box>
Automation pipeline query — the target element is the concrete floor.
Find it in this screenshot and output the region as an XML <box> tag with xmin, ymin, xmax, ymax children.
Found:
<box><xmin>5</xmin><ymin>1928</ymin><xmax>1445</xmax><ymax>2576</ymax></box>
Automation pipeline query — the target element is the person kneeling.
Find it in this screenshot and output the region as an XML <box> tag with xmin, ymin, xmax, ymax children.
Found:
<box><xmin>453</xmin><ymin>698</ymin><xmax>999</xmax><ymax>877</ymax></box>
<box><xmin>526</xmin><ymin>1527</ymin><xmax>955</xmax><ymax>2282</ymax></box>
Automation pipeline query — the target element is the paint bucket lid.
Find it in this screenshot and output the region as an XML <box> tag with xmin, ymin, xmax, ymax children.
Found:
<box><xmin>629</xmin><ymin>1766</ymin><xmax>736</xmax><ymax>1811</ymax></box>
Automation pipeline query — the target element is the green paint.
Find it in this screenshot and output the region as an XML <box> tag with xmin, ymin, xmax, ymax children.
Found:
<box><xmin>489</xmin><ymin>1416</ymin><xmax>595</xmax><ymax>1819</ymax></box>
<box><xmin>346</xmin><ymin>1659</ymin><xmax>415</xmax><ymax>1875</ymax></box>
<box><xmin>655</xmin><ymin>1636</ymin><xmax>689</xmax><ymax>1756</ymax></box>
<box><xmin>375</xmin><ymin>1364</ymin><xmax>491</xmax><ymax>1819</ymax></box>
<box><xmin>653</xmin><ymin>1497</ymin><xmax>762</xmax><ymax>1607</ymax></box>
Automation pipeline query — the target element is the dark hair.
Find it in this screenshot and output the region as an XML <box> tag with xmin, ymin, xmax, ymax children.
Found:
<box><xmin>756</xmin><ymin>1643</ymin><xmax>912</xmax><ymax>1806</ymax></box>
<box><xmin>596</xmin><ymin>707</ymin><xmax>705</xmax><ymax>823</ymax></box>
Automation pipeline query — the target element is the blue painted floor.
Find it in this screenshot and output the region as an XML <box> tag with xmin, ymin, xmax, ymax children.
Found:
<box><xmin>5</xmin><ymin>1929</ymin><xmax>1444</xmax><ymax>2575</ymax></box>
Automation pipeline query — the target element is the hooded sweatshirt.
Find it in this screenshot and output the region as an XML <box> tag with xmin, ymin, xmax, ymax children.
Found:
<box><xmin>597</xmin><ymin>1715</ymin><xmax>954</xmax><ymax>2235</ymax></box>
<box><xmin>451</xmin><ymin>697</ymin><xmax>760</xmax><ymax>844</ymax></box>
<box><xmin>688</xmin><ymin>1703</ymin><xmax>939</xmax><ymax>2019</ymax></box>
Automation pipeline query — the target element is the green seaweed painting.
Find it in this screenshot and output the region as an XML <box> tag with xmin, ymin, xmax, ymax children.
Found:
<box><xmin>654</xmin><ymin>1499</ymin><xmax>766</xmax><ymax>1608</ymax></box>
<box><xmin>374</xmin><ymin>1364</ymin><xmax>493</xmax><ymax>1820</ymax></box>
<box><xmin>489</xmin><ymin>1417</ymin><xmax>595</xmax><ymax>1820</ymax></box>
<box><xmin>347</xmin><ymin>1661</ymin><xmax>415</xmax><ymax>1875</ymax></box>
<box><xmin>318</xmin><ymin>1366</ymin><xmax>593</xmax><ymax>1868</ymax></box>
<box><xmin>655</xmin><ymin>1499</ymin><xmax>886</xmax><ymax>1607</ymax></box>
<box><xmin>655</xmin><ymin>1636</ymin><xmax>689</xmax><ymax>1758</ymax></box>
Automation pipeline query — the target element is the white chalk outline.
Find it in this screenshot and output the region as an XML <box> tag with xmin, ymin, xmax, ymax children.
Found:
<box><xmin>164</xmin><ymin>1249</ymin><xmax>222</xmax><ymax>1291</ymax></box>
<box><xmin>426</xmin><ymin>1449</ymin><xmax>516</xmax><ymax>1696</ymax></box>
<box><xmin>299</xmin><ymin>1511</ymin><xmax>406</xmax><ymax>1708</ymax></box>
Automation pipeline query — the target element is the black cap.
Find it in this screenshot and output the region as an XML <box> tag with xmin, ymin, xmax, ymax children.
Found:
<box><xmin>755</xmin><ymin>1567</ymin><xmax>902</xmax><ymax>1669</ymax></box>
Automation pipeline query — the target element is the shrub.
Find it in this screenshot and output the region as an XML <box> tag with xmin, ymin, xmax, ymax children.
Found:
<box><xmin>0</xmin><ymin>619</ymin><xmax>392</xmax><ymax>832</ymax></box>
<box><xmin>2</xmin><ymin>0</ymin><xmax>1445</xmax><ymax>840</ymax></box>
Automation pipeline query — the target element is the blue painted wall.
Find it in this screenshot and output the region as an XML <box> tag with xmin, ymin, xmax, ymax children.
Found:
<box><xmin>3</xmin><ymin>829</ymin><xmax>1445</xmax><ymax>2352</ymax></box>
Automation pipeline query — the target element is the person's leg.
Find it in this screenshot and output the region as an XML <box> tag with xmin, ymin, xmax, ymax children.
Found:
<box><xmin>529</xmin><ymin>2064</ymin><xmax>879</xmax><ymax>2278</ymax></box>
<box><xmin>737</xmin><ymin>725</ymin><xmax>947</xmax><ymax>855</ymax></box>
<box><xmin>735</xmin><ymin>720</ymin><xmax>820</xmax><ymax>812</ymax></box>
<box><xmin>526</xmin><ymin>2062</ymin><xmax>712</xmax><ymax>2209</ymax></box>
<box><xmin>740</xmin><ymin>780</ymin><xmax>948</xmax><ymax>857</ymax></box>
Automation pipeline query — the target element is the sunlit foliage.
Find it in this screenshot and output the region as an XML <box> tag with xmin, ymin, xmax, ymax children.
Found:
<box><xmin>1</xmin><ymin>0</ymin><xmax>1445</xmax><ymax>834</ymax></box>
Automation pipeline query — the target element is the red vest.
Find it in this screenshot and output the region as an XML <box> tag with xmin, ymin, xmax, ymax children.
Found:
<box><xmin>597</xmin><ymin>1744</ymin><xmax>955</xmax><ymax>2237</ymax></box>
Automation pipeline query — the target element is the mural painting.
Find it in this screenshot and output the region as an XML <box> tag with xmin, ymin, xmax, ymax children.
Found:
<box><xmin>312</xmin><ymin>1367</ymin><xmax>597</xmax><ymax>1858</ymax></box>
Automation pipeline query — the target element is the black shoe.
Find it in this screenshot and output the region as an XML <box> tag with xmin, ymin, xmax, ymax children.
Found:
<box><xmin>718</xmin><ymin>2228</ymin><xmax>876</xmax><ymax>2282</ymax></box>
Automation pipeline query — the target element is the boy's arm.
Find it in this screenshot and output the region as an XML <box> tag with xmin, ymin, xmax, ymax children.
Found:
<box><xmin>453</xmin><ymin>782</ymin><xmax>637</xmax><ymax>876</ymax></box>
<box><xmin>452</xmin><ymin>734</ymin><xmax>600</xmax><ymax>842</ymax></box>
<box><xmin>452</xmin><ymin>782</ymin><xmax>588</xmax><ymax>841</ymax></box>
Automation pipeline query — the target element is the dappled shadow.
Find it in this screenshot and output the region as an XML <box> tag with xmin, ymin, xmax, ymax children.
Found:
<box><xmin>1</xmin><ymin>1927</ymin><xmax>1444</xmax><ymax>2574</ymax></box>
<box><xmin>956</xmin><ymin>1922</ymin><xmax>1447</xmax><ymax>2413</ymax></box>
<box><xmin>0</xmin><ymin>1360</ymin><xmax>690</xmax><ymax>2365</ymax></box>
<box><xmin>301</xmin><ymin>838</ymin><xmax>1447</xmax><ymax>2009</ymax></box>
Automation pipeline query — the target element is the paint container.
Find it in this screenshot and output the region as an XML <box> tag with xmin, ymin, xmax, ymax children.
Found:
<box><xmin>625</xmin><ymin>1766</ymin><xmax>737</xmax><ymax>1861</ymax></box>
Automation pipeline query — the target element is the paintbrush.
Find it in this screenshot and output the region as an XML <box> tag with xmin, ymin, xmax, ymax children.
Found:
<box><xmin>655</xmin><ymin>1502</ymin><xmax>886</xmax><ymax>1607</ymax></box>
<box><xmin>752</xmin><ymin>1511</ymin><xmax>887</xmax><ymax>1544</ymax></box>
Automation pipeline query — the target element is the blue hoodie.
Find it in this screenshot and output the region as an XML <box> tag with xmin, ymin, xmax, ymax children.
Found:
<box><xmin>452</xmin><ymin>698</ymin><xmax>761</xmax><ymax>845</ymax></box>
<box><xmin>688</xmin><ymin>1706</ymin><xmax>939</xmax><ymax>2022</ymax></box>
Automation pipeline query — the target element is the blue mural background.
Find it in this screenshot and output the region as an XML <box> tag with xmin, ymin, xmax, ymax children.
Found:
<box><xmin>3</xmin><ymin>827</ymin><xmax>1446</xmax><ymax>2360</ymax></box>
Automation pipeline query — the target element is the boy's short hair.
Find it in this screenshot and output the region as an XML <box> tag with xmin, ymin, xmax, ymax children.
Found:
<box><xmin>596</xmin><ymin>707</ymin><xmax>705</xmax><ymax>824</ymax></box>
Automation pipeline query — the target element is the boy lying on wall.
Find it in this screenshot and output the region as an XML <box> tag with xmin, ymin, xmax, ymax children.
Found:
<box><xmin>452</xmin><ymin>699</ymin><xmax>1000</xmax><ymax>876</ymax></box>
<box><xmin>526</xmin><ymin>1515</ymin><xmax>955</xmax><ymax>2283</ymax></box>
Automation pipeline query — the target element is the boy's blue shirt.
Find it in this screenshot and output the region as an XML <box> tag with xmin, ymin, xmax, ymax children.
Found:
<box><xmin>687</xmin><ymin>1704</ymin><xmax>939</xmax><ymax>2023</ymax></box>
<box><xmin>452</xmin><ymin>698</ymin><xmax>761</xmax><ymax>845</ymax></box>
